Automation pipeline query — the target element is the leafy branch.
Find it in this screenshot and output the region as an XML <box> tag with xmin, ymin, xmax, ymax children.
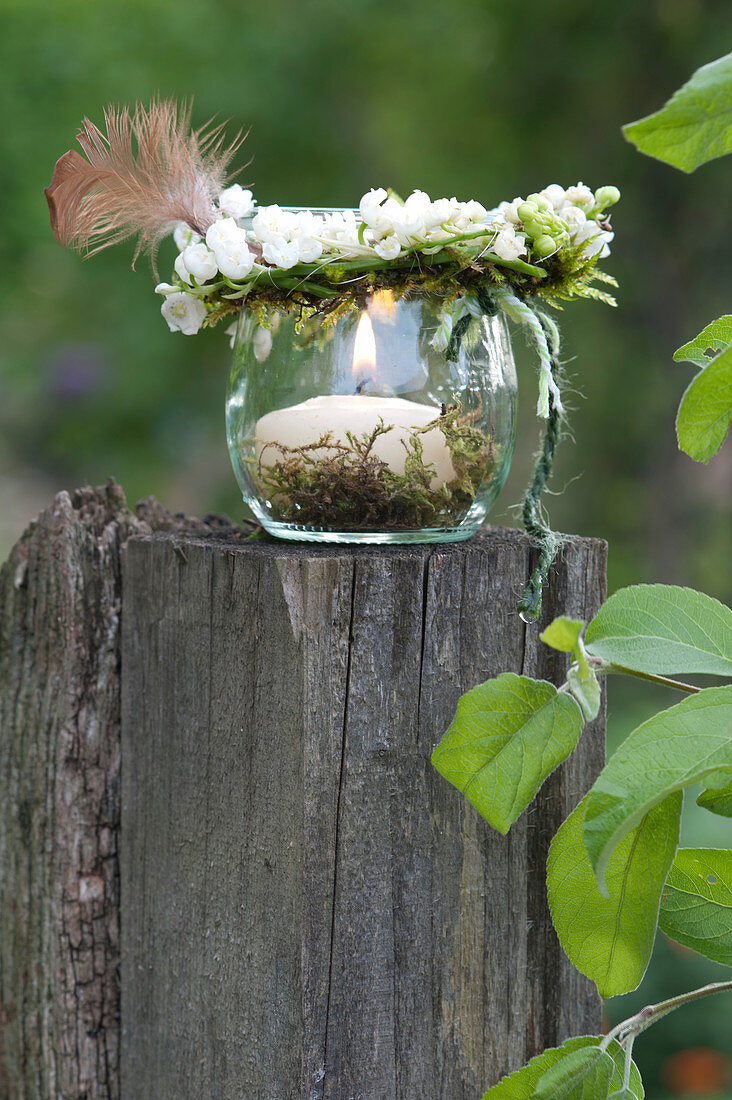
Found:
<box><xmin>624</xmin><ymin>54</ymin><xmax>732</xmax><ymax>462</ymax></box>
<box><xmin>481</xmin><ymin>982</ymin><xmax>732</xmax><ymax>1099</ymax></box>
<box><xmin>436</xmin><ymin>50</ymin><xmax>732</xmax><ymax>1100</ymax></box>
<box><xmin>431</xmin><ymin>583</ymin><xmax>732</xmax><ymax>1093</ymax></box>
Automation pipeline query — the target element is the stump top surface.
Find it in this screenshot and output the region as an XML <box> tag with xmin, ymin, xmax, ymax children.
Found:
<box><xmin>127</xmin><ymin>522</ymin><xmax>606</xmax><ymax>562</ymax></box>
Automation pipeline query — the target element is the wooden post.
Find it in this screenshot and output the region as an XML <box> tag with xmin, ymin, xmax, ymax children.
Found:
<box><xmin>0</xmin><ymin>484</ymin><xmax>237</xmax><ymax>1099</ymax></box>
<box><xmin>0</xmin><ymin>485</ymin><xmax>137</xmax><ymax>1100</ymax></box>
<box><xmin>0</xmin><ymin>484</ymin><xmax>607</xmax><ymax>1099</ymax></box>
<box><xmin>121</xmin><ymin>523</ymin><xmax>606</xmax><ymax>1098</ymax></box>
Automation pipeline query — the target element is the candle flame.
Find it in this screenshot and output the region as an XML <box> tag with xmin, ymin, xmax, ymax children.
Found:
<box><xmin>369</xmin><ymin>288</ymin><xmax>396</xmax><ymax>320</ymax></box>
<box><xmin>352</xmin><ymin>310</ymin><xmax>377</xmax><ymax>380</ymax></box>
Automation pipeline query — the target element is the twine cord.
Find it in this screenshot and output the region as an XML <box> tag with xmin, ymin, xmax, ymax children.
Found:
<box><xmin>446</xmin><ymin>289</ymin><xmax>565</xmax><ymax>622</ymax></box>
<box><xmin>494</xmin><ymin>289</ymin><xmax>564</xmax><ymax>418</ymax></box>
<box><xmin>515</xmin><ymin>308</ymin><xmax>565</xmax><ymax>622</ymax></box>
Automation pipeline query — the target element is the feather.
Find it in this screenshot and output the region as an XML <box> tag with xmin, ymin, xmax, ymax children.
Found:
<box><xmin>45</xmin><ymin>99</ymin><xmax>244</xmax><ymax>264</ymax></box>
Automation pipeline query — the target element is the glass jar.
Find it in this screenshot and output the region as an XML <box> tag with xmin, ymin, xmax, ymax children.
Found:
<box><xmin>226</xmin><ymin>269</ymin><xmax>517</xmax><ymax>545</ymax></box>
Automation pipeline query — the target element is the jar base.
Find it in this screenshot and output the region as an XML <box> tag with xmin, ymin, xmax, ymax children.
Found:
<box><xmin>254</xmin><ymin>518</ymin><xmax>482</xmax><ymax>546</ymax></box>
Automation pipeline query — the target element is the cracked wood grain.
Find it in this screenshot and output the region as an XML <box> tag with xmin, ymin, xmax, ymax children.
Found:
<box><xmin>0</xmin><ymin>483</ymin><xmax>240</xmax><ymax>1100</ymax></box>
<box><xmin>0</xmin><ymin>483</ymin><xmax>140</xmax><ymax>1100</ymax></box>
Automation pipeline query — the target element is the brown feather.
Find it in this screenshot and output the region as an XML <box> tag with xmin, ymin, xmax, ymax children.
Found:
<box><xmin>45</xmin><ymin>99</ymin><xmax>244</xmax><ymax>264</ymax></box>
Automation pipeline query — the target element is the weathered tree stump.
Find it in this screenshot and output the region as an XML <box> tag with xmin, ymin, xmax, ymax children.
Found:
<box><xmin>1</xmin><ymin>484</ymin><xmax>607</xmax><ymax>1099</ymax></box>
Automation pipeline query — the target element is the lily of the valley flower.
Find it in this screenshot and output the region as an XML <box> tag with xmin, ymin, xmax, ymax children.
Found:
<box><xmin>174</xmin><ymin>242</ymin><xmax>218</xmax><ymax>285</ymax></box>
<box><xmin>218</xmin><ymin>184</ymin><xmax>255</xmax><ymax>221</ymax></box>
<box><xmin>491</xmin><ymin>225</ymin><xmax>528</xmax><ymax>262</ymax></box>
<box><xmin>538</xmin><ymin>184</ymin><xmax>567</xmax><ymax>211</ymax></box>
<box><xmin>374</xmin><ymin>235</ymin><xmax>402</xmax><ymax>260</ymax></box>
<box><xmin>262</xmin><ymin>236</ymin><xmax>301</xmax><ymax>268</ymax></box>
<box><xmin>564</xmin><ymin>182</ymin><xmax>595</xmax><ymax>212</ymax></box>
<box><xmin>161</xmin><ymin>292</ymin><xmax>208</xmax><ymax>335</ymax></box>
<box><xmin>173</xmin><ymin>222</ymin><xmax>202</xmax><ymax>251</ymax></box>
<box><xmin>206</xmin><ymin>220</ymin><xmax>256</xmax><ymax>280</ymax></box>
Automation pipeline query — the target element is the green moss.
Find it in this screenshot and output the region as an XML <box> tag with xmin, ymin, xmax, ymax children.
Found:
<box><xmin>254</xmin><ymin>404</ymin><xmax>496</xmax><ymax>530</ymax></box>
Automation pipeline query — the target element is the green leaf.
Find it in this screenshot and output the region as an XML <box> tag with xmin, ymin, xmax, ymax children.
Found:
<box><xmin>431</xmin><ymin>673</ymin><xmax>584</xmax><ymax>833</ymax></box>
<box><xmin>585</xmin><ymin>584</ymin><xmax>732</xmax><ymax>676</ymax></box>
<box><xmin>676</xmin><ymin>345</ymin><xmax>732</xmax><ymax>462</ymax></box>
<box><xmin>674</xmin><ymin>316</ymin><xmax>732</xmax><ymax>366</ymax></box>
<box><xmin>541</xmin><ymin>616</ymin><xmax>586</xmax><ymax>652</ymax></box>
<box><xmin>533</xmin><ymin>1046</ymin><xmax>615</xmax><ymax>1099</ymax></box>
<box><xmin>697</xmin><ymin>775</ymin><xmax>732</xmax><ymax>817</ymax></box>
<box><xmin>583</xmin><ymin>686</ymin><xmax>732</xmax><ymax>893</ymax></box>
<box><xmin>481</xmin><ymin>1036</ymin><xmax>643</xmax><ymax>1099</ymax></box>
<box><xmin>659</xmin><ymin>847</ymin><xmax>732</xmax><ymax>966</ymax></box>
<box><xmin>548</xmin><ymin>792</ymin><xmax>682</xmax><ymax>997</ymax></box>
<box><xmin>623</xmin><ymin>52</ymin><xmax>732</xmax><ymax>172</ymax></box>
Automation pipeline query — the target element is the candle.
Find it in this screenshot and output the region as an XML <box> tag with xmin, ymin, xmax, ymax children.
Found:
<box><xmin>255</xmin><ymin>394</ymin><xmax>456</xmax><ymax>487</ymax></box>
<box><xmin>254</xmin><ymin>307</ymin><xmax>456</xmax><ymax>488</ymax></box>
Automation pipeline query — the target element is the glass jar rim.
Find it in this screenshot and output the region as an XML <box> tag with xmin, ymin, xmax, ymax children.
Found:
<box><xmin>255</xmin><ymin>205</ymin><xmax>360</xmax><ymax>216</ymax></box>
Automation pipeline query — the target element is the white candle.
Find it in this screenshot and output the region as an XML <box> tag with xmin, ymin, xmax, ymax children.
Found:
<box><xmin>255</xmin><ymin>394</ymin><xmax>456</xmax><ymax>488</ymax></box>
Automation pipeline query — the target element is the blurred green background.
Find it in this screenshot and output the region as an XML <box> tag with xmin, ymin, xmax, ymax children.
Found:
<box><xmin>0</xmin><ymin>0</ymin><xmax>730</xmax><ymax>1095</ymax></box>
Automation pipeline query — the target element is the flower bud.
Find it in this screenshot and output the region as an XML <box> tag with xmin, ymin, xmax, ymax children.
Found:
<box><xmin>526</xmin><ymin>193</ymin><xmax>551</xmax><ymax>212</ymax></box>
<box><xmin>517</xmin><ymin>201</ymin><xmax>538</xmax><ymax>223</ymax></box>
<box><xmin>521</xmin><ymin>218</ymin><xmax>545</xmax><ymax>241</ymax></box>
<box><xmin>533</xmin><ymin>235</ymin><xmax>557</xmax><ymax>257</ymax></box>
<box><xmin>593</xmin><ymin>185</ymin><xmax>621</xmax><ymax>211</ymax></box>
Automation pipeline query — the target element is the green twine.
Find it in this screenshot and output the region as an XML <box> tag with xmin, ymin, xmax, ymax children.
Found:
<box><xmin>517</xmin><ymin>310</ymin><xmax>564</xmax><ymax>623</ymax></box>
<box><xmin>445</xmin><ymin>292</ymin><xmax>565</xmax><ymax>623</ymax></box>
<box><xmin>445</xmin><ymin>313</ymin><xmax>472</xmax><ymax>361</ymax></box>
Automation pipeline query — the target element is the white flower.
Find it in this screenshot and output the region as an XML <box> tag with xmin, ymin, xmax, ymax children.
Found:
<box><xmin>389</xmin><ymin>207</ymin><xmax>425</xmax><ymax>244</ymax></box>
<box><xmin>154</xmin><ymin>282</ymin><xmax>177</xmax><ymax>295</ymax></box>
<box><xmin>491</xmin><ymin>225</ymin><xmax>528</xmax><ymax>262</ymax></box>
<box><xmin>373</xmin><ymin>234</ymin><xmax>402</xmax><ymax>260</ymax></box>
<box><xmin>359</xmin><ymin>187</ymin><xmax>388</xmax><ymax>224</ymax></box>
<box><xmin>561</xmin><ymin>205</ymin><xmax>588</xmax><ymax>236</ymax></box>
<box><xmin>175</xmin><ymin>242</ymin><xmax>218</xmax><ymax>285</ymax></box>
<box><xmin>446</xmin><ymin>200</ymin><xmax>487</xmax><ymax>233</ymax></box>
<box><xmin>428</xmin><ymin>196</ymin><xmax>460</xmax><ymax>228</ymax></box>
<box><xmin>296</xmin><ymin>236</ymin><xmax>323</xmax><ymax>263</ymax></box>
<box><xmin>215</xmin><ymin>240</ymin><xmax>256</xmax><ymax>280</ymax></box>
<box><xmin>358</xmin><ymin>189</ymin><xmax>400</xmax><ymax>241</ymax></box>
<box><xmin>462</xmin><ymin>199</ymin><xmax>488</xmax><ymax>224</ymax></box>
<box><xmin>205</xmin><ymin>220</ymin><xmax>255</xmax><ymax>280</ymax></box>
<box><xmin>174</xmin><ymin>252</ymin><xmax>191</xmax><ymax>283</ymax></box>
<box><xmin>565</xmin><ymin>182</ymin><xmax>595</xmax><ymax>212</ymax></box>
<box><xmin>540</xmin><ymin>185</ymin><xmax>566</xmax><ymax>211</ymax></box>
<box><xmin>161</xmin><ymin>292</ymin><xmax>207</xmax><ymax>335</ymax></box>
<box><xmin>447</xmin><ymin>202</ymin><xmax>472</xmax><ymax>231</ymax></box>
<box><xmin>578</xmin><ymin>226</ymin><xmax>614</xmax><ymax>259</ymax></box>
<box><xmin>252</xmin><ymin>204</ymin><xmax>299</xmax><ymax>244</ymax></box>
<box><xmin>218</xmin><ymin>184</ymin><xmax>255</xmax><ymax>221</ymax></box>
<box><xmin>404</xmin><ymin>189</ymin><xmax>460</xmax><ymax>234</ymax></box>
<box><xmin>173</xmin><ymin>222</ymin><xmax>202</xmax><ymax>251</ymax></box>
<box><xmin>253</xmin><ymin>326</ymin><xmax>273</xmax><ymax>362</ymax></box>
<box><xmin>319</xmin><ymin>210</ymin><xmax>363</xmax><ymax>255</ymax></box>
<box><xmin>206</xmin><ymin>217</ymin><xmax>245</xmax><ymax>250</ymax></box>
<box><xmin>293</xmin><ymin>210</ymin><xmax>323</xmax><ymax>238</ymax></box>
<box><xmin>262</xmin><ymin>235</ymin><xmax>301</xmax><ymax>268</ymax></box>
<box><xmin>497</xmin><ymin>198</ymin><xmax>524</xmax><ymax>226</ymax></box>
